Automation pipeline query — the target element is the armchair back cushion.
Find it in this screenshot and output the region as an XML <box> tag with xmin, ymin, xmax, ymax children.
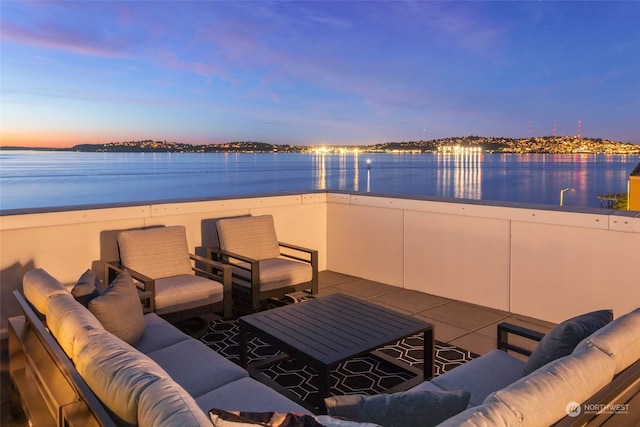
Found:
<box><xmin>216</xmin><ymin>215</ymin><xmax>280</xmax><ymax>261</ymax></box>
<box><xmin>118</xmin><ymin>226</ymin><xmax>193</xmax><ymax>279</ymax></box>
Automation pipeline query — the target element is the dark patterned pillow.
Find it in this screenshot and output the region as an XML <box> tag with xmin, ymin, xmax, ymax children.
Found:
<box><xmin>71</xmin><ymin>269</ymin><xmax>102</xmax><ymax>307</ymax></box>
<box><xmin>324</xmin><ymin>389</ymin><xmax>470</xmax><ymax>427</ymax></box>
<box><xmin>209</xmin><ymin>409</ymin><xmax>324</xmax><ymax>427</ymax></box>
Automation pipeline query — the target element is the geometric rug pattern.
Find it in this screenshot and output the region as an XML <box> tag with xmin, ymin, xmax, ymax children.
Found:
<box><xmin>198</xmin><ymin>318</ymin><xmax>478</xmax><ymax>403</ymax></box>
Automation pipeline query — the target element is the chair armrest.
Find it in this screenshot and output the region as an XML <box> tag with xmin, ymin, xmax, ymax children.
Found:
<box><xmin>207</xmin><ymin>248</ymin><xmax>259</xmax><ymax>264</ymax></box>
<box><xmin>278</xmin><ymin>241</ymin><xmax>315</xmax><ymax>254</ymax></box>
<box><xmin>207</xmin><ymin>247</ymin><xmax>261</xmax><ymax>290</ymax></box>
<box><xmin>104</xmin><ymin>260</ymin><xmax>156</xmax><ymax>295</ymax></box>
<box><xmin>497</xmin><ymin>322</ymin><xmax>545</xmax><ymax>357</ymax></box>
<box><xmin>190</xmin><ymin>253</ymin><xmax>233</xmax><ymax>318</ymax></box>
<box><xmin>190</xmin><ymin>253</ymin><xmax>232</xmax><ymax>276</ymax></box>
<box><xmin>207</xmin><ymin>247</ymin><xmax>258</xmax><ymax>270</ymax></box>
<box><xmin>278</xmin><ymin>242</ymin><xmax>318</xmax><ymax>264</ymax></box>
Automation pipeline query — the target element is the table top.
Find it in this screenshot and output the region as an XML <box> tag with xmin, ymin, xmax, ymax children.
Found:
<box><xmin>239</xmin><ymin>293</ymin><xmax>432</xmax><ymax>366</ymax></box>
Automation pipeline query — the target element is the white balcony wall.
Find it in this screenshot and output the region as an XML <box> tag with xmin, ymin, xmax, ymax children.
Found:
<box><xmin>510</xmin><ymin>220</ymin><xmax>639</xmax><ymax>322</ymax></box>
<box><xmin>325</xmin><ymin>193</ymin><xmax>640</xmax><ymax>324</ymax></box>
<box><xmin>1</xmin><ymin>191</ymin><xmax>638</xmax><ymax>337</ymax></box>
<box><xmin>0</xmin><ymin>194</ymin><xmax>327</xmax><ymax>338</ymax></box>
<box><xmin>326</xmin><ymin>194</ymin><xmax>404</xmax><ymax>287</ymax></box>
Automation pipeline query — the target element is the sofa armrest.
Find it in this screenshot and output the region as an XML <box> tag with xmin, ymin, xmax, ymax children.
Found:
<box><xmin>497</xmin><ymin>322</ymin><xmax>545</xmax><ymax>357</ymax></box>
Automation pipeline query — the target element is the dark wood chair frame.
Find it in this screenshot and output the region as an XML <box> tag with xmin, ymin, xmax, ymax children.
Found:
<box><xmin>105</xmin><ymin>251</ymin><xmax>233</xmax><ymax>320</ymax></box>
<box><xmin>208</xmin><ymin>242</ymin><xmax>318</xmax><ymax>312</ymax></box>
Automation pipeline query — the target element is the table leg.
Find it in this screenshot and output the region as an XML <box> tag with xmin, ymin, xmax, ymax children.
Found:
<box><xmin>424</xmin><ymin>328</ymin><xmax>434</xmax><ymax>380</ymax></box>
<box><xmin>318</xmin><ymin>366</ymin><xmax>330</xmax><ymax>400</ymax></box>
<box><xmin>239</xmin><ymin>324</ymin><xmax>249</xmax><ymax>369</ymax></box>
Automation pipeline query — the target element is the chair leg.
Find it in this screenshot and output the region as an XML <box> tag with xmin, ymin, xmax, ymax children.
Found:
<box><xmin>252</xmin><ymin>296</ymin><xmax>261</xmax><ymax>312</ymax></box>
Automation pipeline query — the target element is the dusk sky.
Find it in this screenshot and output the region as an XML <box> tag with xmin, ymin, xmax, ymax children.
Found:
<box><xmin>1</xmin><ymin>1</ymin><xmax>639</xmax><ymax>148</ymax></box>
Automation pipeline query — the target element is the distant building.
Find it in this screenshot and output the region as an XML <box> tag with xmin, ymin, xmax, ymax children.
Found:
<box><xmin>629</xmin><ymin>161</ymin><xmax>640</xmax><ymax>211</ymax></box>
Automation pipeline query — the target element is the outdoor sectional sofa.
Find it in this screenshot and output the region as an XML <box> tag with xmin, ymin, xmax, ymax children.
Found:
<box><xmin>9</xmin><ymin>268</ymin><xmax>312</xmax><ymax>427</ymax></box>
<box><xmin>8</xmin><ymin>267</ymin><xmax>640</xmax><ymax>427</ymax></box>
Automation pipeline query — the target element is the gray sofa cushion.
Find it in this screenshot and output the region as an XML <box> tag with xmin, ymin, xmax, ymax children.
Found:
<box><xmin>484</xmin><ymin>346</ymin><xmax>616</xmax><ymax>427</ymax></box>
<box><xmin>574</xmin><ymin>307</ymin><xmax>640</xmax><ymax>375</ymax></box>
<box><xmin>134</xmin><ymin>313</ymin><xmax>192</xmax><ymax>354</ymax></box>
<box><xmin>23</xmin><ymin>267</ymin><xmax>68</xmax><ymax>315</ymax></box>
<box><xmin>74</xmin><ymin>327</ymin><xmax>171</xmax><ymax>425</ymax></box>
<box><xmin>325</xmin><ymin>389</ymin><xmax>470</xmax><ymax>427</ymax></box>
<box><xmin>138</xmin><ymin>376</ymin><xmax>212</xmax><ymax>427</ymax></box>
<box><xmin>195</xmin><ymin>377</ymin><xmax>310</xmax><ymax>415</ymax></box>
<box><xmin>146</xmin><ymin>338</ymin><xmax>248</xmax><ymax>398</ymax></box>
<box><xmin>430</xmin><ymin>349</ymin><xmax>525</xmax><ymax>407</ymax></box>
<box><xmin>522</xmin><ymin>309</ymin><xmax>613</xmax><ymax>376</ymax></box>
<box><xmin>46</xmin><ymin>293</ymin><xmax>104</xmax><ymax>358</ymax></box>
<box><xmin>434</xmin><ymin>401</ymin><xmax>520</xmax><ymax>427</ymax></box>
<box><xmin>88</xmin><ymin>271</ymin><xmax>145</xmax><ymax>345</ymax></box>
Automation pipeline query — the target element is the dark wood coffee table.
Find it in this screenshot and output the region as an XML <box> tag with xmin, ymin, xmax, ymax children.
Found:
<box><xmin>238</xmin><ymin>293</ymin><xmax>434</xmax><ymax>411</ymax></box>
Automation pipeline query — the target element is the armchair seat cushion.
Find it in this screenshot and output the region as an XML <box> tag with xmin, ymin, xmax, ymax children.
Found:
<box><xmin>233</xmin><ymin>258</ymin><xmax>313</xmax><ymax>292</ymax></box>
<box><xmin>154</xmin><ymin>274</ymin><xmax>224</xmax><ymax>315</ymax></box>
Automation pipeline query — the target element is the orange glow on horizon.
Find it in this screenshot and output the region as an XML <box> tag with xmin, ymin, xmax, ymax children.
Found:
<box><xmin>1</xmin><ymin>132</ymin><xmax>124</xmax><ymax>149</ymax></box>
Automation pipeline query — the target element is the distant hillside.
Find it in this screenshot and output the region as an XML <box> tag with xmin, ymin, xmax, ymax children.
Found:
<box><xmin>70</xmin><ymin>140</ymin><xmax>295</xmax><ymax>153</ymax></box>
<box><xmin>3</xmin><ymin>136</ymin><xmax>639</xmax><ymax>154</ymax></box>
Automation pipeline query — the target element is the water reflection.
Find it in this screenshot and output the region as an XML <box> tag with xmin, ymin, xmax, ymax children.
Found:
<box><xmin>312</xmin><ymin>150</ymin><xmax>362</xmax><ymax>192</ymax></box>
<box><xmin>315</xmin><ymin>151</ymin><xmax>326</xmax><ymax>190</ymax></box>
<box><xmin>4</xmin><ymin>151</ymin><xmax>635</xmax><ymax>210</ymax></box>
<box><xmin>437</xmin><ymin>149</ymin><xmax>482</xmax><ymax>200</ymax></box>
<box><xmin>353</xmin><ymin>152</ymin><xmax>360</xmax><ymax>192</ymax></box>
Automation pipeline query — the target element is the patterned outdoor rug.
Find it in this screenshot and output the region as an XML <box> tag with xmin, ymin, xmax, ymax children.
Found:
<box><xmin>195</xmin><ymin>318</ymin><xmax>478</xmax><ymax>404</ymax></box>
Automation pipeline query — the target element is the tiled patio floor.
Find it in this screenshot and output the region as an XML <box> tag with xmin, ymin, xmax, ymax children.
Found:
<box><xmin>316</xmin><ymin>270</ymin><xmax>556</xmax><ymax>357</ymax></box>
<box><xmin>1</xmin><ymin>270</ymin><xmax>557</xmax><ymax>427</ymax></box>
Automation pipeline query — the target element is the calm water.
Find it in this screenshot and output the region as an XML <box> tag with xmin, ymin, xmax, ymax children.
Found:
<box><xmin>1</xmin><ymin>150</ymin><xmax>638</xmax><ymax>210</ymax></box>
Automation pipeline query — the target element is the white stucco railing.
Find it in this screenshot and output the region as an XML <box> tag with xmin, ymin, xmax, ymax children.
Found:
<box><xmin>1</xmin><ymin>191</ymin><xmax>638</xmax><ymax>338</ymax></box>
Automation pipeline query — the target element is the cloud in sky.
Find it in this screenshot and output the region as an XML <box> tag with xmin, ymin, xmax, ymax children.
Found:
<box><xmin>1</xmin><ymin>0</ymin><xmax>639</xmax><ymax>147</ymax></box>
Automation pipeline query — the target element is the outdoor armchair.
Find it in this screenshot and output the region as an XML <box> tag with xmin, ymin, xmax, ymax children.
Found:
<box><xmin>105</xmin><ymin>225</ymin><xmax>232</xmax><ymax>320</ymax></box>
<box><xmin>208</xmin><ymin>214</ymin><xmax>318</xmax><ymax>312</ymax></box>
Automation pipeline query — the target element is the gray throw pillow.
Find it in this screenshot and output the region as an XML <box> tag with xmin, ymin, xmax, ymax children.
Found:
<box><xmin>88</xmin><ymin>270</ymin><xmax>145</xmax><ymax>345</ymax></box>
<box><xmin>324</xmin><ymin>389</ymin><xmax>470</xmax><ymax>427</ymax></box>
<box><xmin>71</xmin><ymin>269</ymin><xmax>102</xmax><ymax>307</ymax></box>
<box><xmin>522</xmin><ymin>309</ymin><xmax>613</xmax><ymax>376</ymax></box>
